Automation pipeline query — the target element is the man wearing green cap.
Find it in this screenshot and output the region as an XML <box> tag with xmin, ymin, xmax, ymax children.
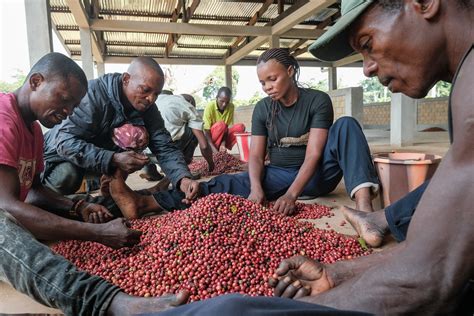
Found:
<box><xmin>139</xmin><ymin>0</ymin><xmax>474</xmax><ymax>314</ymax></box>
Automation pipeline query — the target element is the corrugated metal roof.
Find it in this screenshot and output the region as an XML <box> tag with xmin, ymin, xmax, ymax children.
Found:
<box><xmin>49</xmin><ymin>0</ymin><xmax>341</xmax><ymax>63</ymax></box>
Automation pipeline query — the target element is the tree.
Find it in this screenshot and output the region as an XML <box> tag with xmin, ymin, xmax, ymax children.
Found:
<box><xmin>0</xmin><ymin>70</ymin><xmax>26</xmax><ymax>93</ymax></box>
<box><xmin>434</xmin><ymin>81</ymin><xmax>451</xmax><ymax>97</ymax></box>
<box><xmin>359</xmin><ymin>77</ymin><xmax>391</xmax><ymax>103</ymax></box>
<box><xmin>301</xmin><ymin>78</ymin><xmax>329</xmax><ymax>92</ymax></box>
<box><xmin>202</xmin><ymin>67</ymin><xmax>239</xmax><ymax>101</ymax></box>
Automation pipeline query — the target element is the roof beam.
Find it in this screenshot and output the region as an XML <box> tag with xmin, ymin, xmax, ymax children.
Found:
<box><xmin>165</xmin><ymin>1</ymin><xmax>183</xmax><ymax>58</ymax></box>
<box><xmin>332</xmin><ymin>53</ymin><xmax>363</xmax><ymax>67</ymax></box>
<box><xmin>52</xmin><ymin>24</ymin><xmax>72</xmax><ymax>56</ymax></box>
<box><xmin>289</xmin><ymin>38</ymin><xmax>308</xmax><ymax>54</ymax></box>
<box><xmin>225</xmin><ymin>0</ymin><xmax>336</xmax><ymax>65</ymax></box>
<box><xmin>225</xmin><ymin>36</ymin><xmax>269</xmax><ymax>65</ymax></box>
<box><xmin>65</xmin><ymin>0</ymin><xmax>104</xmax><ymax>63</ymax></box>
<box><xmin>90</xmin><ymin>19</ymin><xmax>271</xmax><ymax>37</ymax></box>
<box><xmin>231</xmin><ymin>0</ymin><xmax>273</xmax><ymax>49</ymax></box>
<box><xmin>167</xmin><ymin>0</ymin><xmax>200</xmax><ymax>57</ymax></box>
<box><xmin>105</xmin><ymin>56</ymin><xmax>332</xmax><ymax>67</ymax></box>
<box><xmin>289</xmin><ymin>11</ymin><xmax>335</xmax><ymax>56</ymax></box>
<box><xmin>282</xmin><ymin>28</ymin><xmax>324</xmax><ymax>39</ymax></box>
<box><xmin>271</xmin><ymin>0</ymin><xmax>336</xmax><ymax>35</ymax></box>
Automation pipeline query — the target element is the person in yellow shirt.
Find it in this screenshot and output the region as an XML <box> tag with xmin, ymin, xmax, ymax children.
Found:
<box><xmin>203</xmin><ymin>86</ymin><xmax>245</xmax><ymax>152</ymax></box>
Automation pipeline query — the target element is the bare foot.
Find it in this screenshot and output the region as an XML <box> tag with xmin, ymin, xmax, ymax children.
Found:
<box><xmin>141</xmin><ymin>177</ymin><xmax>171</xmax><ymax>195</ymax></box>
<box><xmin>107</xmin><ymin>291</ymin><xmax>189</xmax><ymax>316</ymax></box>
<box><xmin>341</xmin><ymin>206</ymin><xmax>388</xmax><ymax>248</ymax></box>
<box><xmin>100</xmin><ymin>175</ymin><xmax>112</xmax><ymax>197</ymax></box>
<box><xmin>354</xmin><ymin>187</ymin><xmax>375</xmax><ymax>213</ymax></box>
<box><xmin>108</xmin><ymin>170</ymin><xmax>162</xmax><ymax>219</ymax></box>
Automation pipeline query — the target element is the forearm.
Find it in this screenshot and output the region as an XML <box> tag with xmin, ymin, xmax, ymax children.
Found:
<box><xmin>193</xmin><ymin>129</ymin><xmax>214</xmax><ymax>165</ymax></box>
<box><xmin>285</xmin><ymin>154</ymin><xmax>321</xmax><ymax>198</ymax></box>
<box><xmin>204</xmin><ymin>130</ymin><xmax>218</xmax><ymax>151</ymax></box>
<box><xmin>326</xmin><ymin>244</ymin><xmax>398</xmax><ymax>287</ymax></box>
<box><xmin>249</xmin><ymin>156</ymin><xmax>265</xmax><ymax>191</ymax></box>
<box><xmin>1</xmin><ymin>199</ymin><xmax>100</xmax><ymax>242</ymax></box>
<box><xmin>25</xmin><ymin>184</ymin><xmax>74</xmax><ymax>214</ymax></box>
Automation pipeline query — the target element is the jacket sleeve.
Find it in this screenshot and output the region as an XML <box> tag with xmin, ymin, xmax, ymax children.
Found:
<box><xmin>55</xmin><ymin>90</ymin><xmax>115</xmax><ymax>175</ymax></box>
<box><xmin>145</xmin><ymin>106</ymin><xmax>192</xmax><ymax>188</ymax></box>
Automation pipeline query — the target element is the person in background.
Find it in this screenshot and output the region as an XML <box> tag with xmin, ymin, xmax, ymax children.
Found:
<box><xmin>203</xmin><ymin>86</ymin><xmax>246</xmax><ymax>153</ymax></box>
<box><xmin>180</xmin><ymin>93</ymin><xmax>197</xmax><ymax>107</ymax></box>
<box><xmin>139</xmin><ymin>91</ymin><xmax>214</xmax><ymax>187</ymax></box>
<box><xmin>157</xmin><ymin>92</ymin><xmax>214</xmax><ymax>168</ymax></box>
<box><xmin>41</xmin><ymin>57</ymin><xmax>199</xmax><ymax>203</ymax></box>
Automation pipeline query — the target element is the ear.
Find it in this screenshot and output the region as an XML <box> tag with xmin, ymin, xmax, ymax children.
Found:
<box><xmin>412</xmin><ymin>0</ymin><xmax>440</xmax><ymax>20</ymax></box>
<box><xmin>287</xmin><ymin>65</ymin><xmax>295</xmax><ymax>78</ymax></box>
<box><xmin>29</xmin><ymin>73</ymin><xmax>44</xmax><ymax>91</ymax></box>
<box><xmin>122</xmin><ymin>72</ymin><xmax>130</xmax><ymax>86</ymax></box>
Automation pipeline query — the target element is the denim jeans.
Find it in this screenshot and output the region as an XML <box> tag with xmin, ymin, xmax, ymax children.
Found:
<box><xmin>385</xmin><ymin>180</ymin><xmax>429</xmax><ymax>242</ymax></box>
<box><xmin>152</xmin><ymin>117</ymin><xmax>379</xmax><ymax>210</ymax></box>
<box><xmin>150</xmin><ymin>294</ymin><xmax>373</xmax><ymax>316</ymax></box>
<box><xmin>42</xmin><ymin>161</ymin><xmax>87</xmax><ymax>195</ymax></box>
<box><xmin>0</xmin><ymin>209</ymin><xmax>121</xmax><ymax>316</ymax></box>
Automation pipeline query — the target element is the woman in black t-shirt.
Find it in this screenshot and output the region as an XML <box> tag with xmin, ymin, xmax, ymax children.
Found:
<box><xmin>244</xmin><ymin>48</ymin><xmax>379</xmax><ymax>215</ymax></box>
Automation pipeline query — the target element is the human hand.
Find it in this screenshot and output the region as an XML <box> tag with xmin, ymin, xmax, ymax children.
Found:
<box><xmin>179</xmin><ymin>178</ymin><xmax>200</xmax><ymax>204</ymax></box>
<box><xmin>96</xmin><ymin>218</ymin><xmax>142</xmax><ymax>249</ymax></box>
<box><xmin>78</xmin><ymin>201</ymin><xmax>114</xmax><ymax>223</ymax></box>
<box><xmin>268</xmin><ymin>255</ymin><xmax>333</xmax><ymax>299</ymax></box>
<box><xmin>248</xmin><ymin>187</ymin><xmax>266</xmax><ymax>205</ymax></box>
<box><xmin>112</xmin><ymin>151</ymin><xmax>149</xmax><ymax>173</ymax></box>
<box><xmin>273</xmin><ymin>193</ymin><xmax>297</xmax><ymax>215</ymax></box>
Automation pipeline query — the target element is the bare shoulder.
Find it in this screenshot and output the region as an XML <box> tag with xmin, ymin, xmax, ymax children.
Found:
<box><xmin>450</xmin><ymin>47</ymin><xmax>474</xmax><ymax>153</ymax></box>
<box><xmin>452</xmin><ymin>47</ymin><xmax>474</xmax><ymax>98</ymax></box>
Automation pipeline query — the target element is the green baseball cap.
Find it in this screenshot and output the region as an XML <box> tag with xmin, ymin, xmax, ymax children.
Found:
<box><xmin>309</xmin><ymin>0</ymin><xmax>374</xmax><ymax>62</ymax></box>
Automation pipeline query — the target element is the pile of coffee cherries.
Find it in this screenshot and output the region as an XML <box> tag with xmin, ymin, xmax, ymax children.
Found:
<box><xmin>188</xmin><ymin>152</ymin><xmax>246</xmax><ymax>177</ymax></box>
<box><xmin>53</xmin><ymin>194</ymin><xmax>370</xmax><ymax>301</ymax></box>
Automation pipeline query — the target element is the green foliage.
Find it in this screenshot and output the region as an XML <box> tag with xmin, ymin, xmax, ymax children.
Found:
<box><xmin>301</xmin><ymin>78</ymin><xmax>329</xmax><ymax>92</ymax></box>
<box><xmin>0</xmin><ymin>70</ymin><xmax>26</xmax><ymax>93</ymax></box>
<box><xmin>236</xmin><ymin>91</ymin><xmax>265</xmax><ymax>107</ymax></box>
<box><xmin>360</xmin><ymin>77</ymin><xmax>391</xmax><ymax>103</ymax></box>
<box><xmin>202</xmin><ymin>67</ymin><xmax>239</xmax><ymax>101</ymax></box>
<box><xmin>433</xmin><ymin>81</ymin><xmax>451</xmax><ymax>97</ymax></box>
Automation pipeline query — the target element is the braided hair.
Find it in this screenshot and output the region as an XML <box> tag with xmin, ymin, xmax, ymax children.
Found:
<box><xmin>257</xmin><ymin>48</ymin><xmax>300</xmax><ymax>85</ymax></box>
<box><xmin>257</xmin><ymin>48</ymin><xmax>300</xmax><ymax>148</ymax></box>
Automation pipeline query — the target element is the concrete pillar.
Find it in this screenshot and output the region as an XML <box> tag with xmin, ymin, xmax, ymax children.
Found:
<box><xmin>269</xmin><ymin>35</ymin><xmax>280</xmax><ymax>49</ymax></box>
<box><xmin>328</xmin><ymin>67</ymin><xmax>337</xmax><ymax>91</ymax></box>
<box><xmin>96</xmin><ymin>62</ymin><xmax>105</xmax><ymax>77</ymax></box>
<box><xmin>390</xmin><ymin>93</ymin><xmax>416</xmax><ymax>146</ymax></box>
<box><xmin>24</xmin><ymin>0</ymin><xmax>53</xmax><ymax>67</ymax></box>
<box><xmin>225</xmin><ymin>65</ymin><xmax>232</xmax><ymax>93</ymax></box>
<box><xmin>80</xmin><ymin>28</ymin><xmax>94</xmax><ymax>80</ymax></box>
<box><xmin>345</xmin><ymin>87</ymin><xmax>364</xmax><ymax>125</ymax></box>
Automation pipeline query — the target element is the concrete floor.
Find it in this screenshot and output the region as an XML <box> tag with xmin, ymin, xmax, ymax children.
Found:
<box><xmin>0</xmin><ymin>130</ymin><xmax>450</xmax><ymax>314</ymax></box>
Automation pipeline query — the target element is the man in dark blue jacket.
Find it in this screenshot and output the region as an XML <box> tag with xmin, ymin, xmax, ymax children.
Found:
<box><xmin>42</xmin><ymin>57</ymin><xmax>199</xmax><ymax>202</ymax></box>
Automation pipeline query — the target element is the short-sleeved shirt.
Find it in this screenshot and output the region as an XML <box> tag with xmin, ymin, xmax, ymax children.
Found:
<box><xmin>156</xmin><ymin>95</ymin><xmax>203</xmax><ymax>141</ymax></box>
<box><xmin>203</xmin><ymin>100</ymin><xmax>235</xmax><ymax>130</ymax></box>
<box><xmin>0</xmin><ymin>93</ymin><xmax>44</xmax><ymax>201</ymax></box>
<box><xmin>252</xmin><ymin>88</ymin><xmax>333</xmax><ymax>168</ymax></box>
